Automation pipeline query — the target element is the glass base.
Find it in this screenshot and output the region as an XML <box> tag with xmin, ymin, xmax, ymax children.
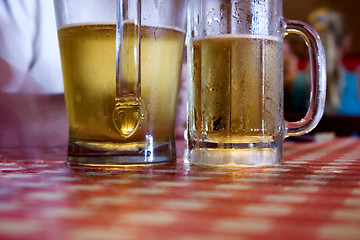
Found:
<box><xmin>67</xmin><ymin>138</ymin><xmax>176</xmax><ymax>166</ymax></box>
<box><xmin>186</xmin><ymin>139</ymin><xmax>283</xmax><ymax>167</ymax></box>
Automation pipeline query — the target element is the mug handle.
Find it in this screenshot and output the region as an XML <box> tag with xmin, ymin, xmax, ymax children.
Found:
<box><xmin>284</xmin><ymin>20</ymin><xmax>327</xmax><ymax>137</ymax></box>
<box><xmin>113</xmin><ymin>0</ymin><xmax>142</xmax><ymax>138</ymax></box>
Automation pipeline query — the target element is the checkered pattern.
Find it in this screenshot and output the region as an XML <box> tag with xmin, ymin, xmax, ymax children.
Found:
<box><xmin>0</xmin><ymin>137</ymin><xmax>360</xmax><ymax>240</ymax></box>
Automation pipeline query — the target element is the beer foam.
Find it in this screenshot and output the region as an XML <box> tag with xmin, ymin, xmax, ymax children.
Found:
<box><xmin>58</xmin><ymin>22</ymin><xmax>115</xmax><ymax>30</ymax></box>
<box><xmin>193</xmin><ymin>34</ymin><xmax>281</xmax><ymax>42</ymax></box>
<box><xmin>121</xmin><ymin>19</ymin><xmax>186</xmax><ymax>34</ymax></box>
<box><xmin>58</xmin><ymin>21</ymin><xmax>186</xmax><ymax>34</ymax></box>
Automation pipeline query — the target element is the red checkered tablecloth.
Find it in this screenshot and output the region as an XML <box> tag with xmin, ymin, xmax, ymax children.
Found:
<box><xmin>0</xmin><ymin>137</ymin><xmax>360</xmax><ymax>240</ymax></box>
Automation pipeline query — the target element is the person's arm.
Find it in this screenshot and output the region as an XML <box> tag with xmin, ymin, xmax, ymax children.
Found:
<box><xmin>0</xmin><ymin>91</ymin><xmax>68</xmax><ymax>148</ymax></box>
<box><xmin>0</xmin><ymin>58</ymin><xmax>68</xmax><ymax>148</ymax></box>
<box><xmin>0</xmin><ymin>2</ymin><xmax>68</xmax><ymax>148</ymax></box>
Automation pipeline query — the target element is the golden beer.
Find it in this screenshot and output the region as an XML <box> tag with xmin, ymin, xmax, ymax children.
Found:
<box><xmin>188</xmin><ymin>35</ymin><xmax>284</xmax><ymax>144</ymax></box>
<box><xmin>58</xmin><ymin>24</ymin><xmax>185</xmax><ymax>154</ymax></box>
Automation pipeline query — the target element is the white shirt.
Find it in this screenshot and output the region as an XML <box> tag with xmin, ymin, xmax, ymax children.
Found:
<box><xmin>0</xmin><ymin>0</ymin><xmax>63</xmax><ymax>93</ymax></box>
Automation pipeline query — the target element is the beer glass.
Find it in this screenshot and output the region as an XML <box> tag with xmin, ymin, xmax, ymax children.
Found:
<box><xmin>54</xmin><ymin>0</ymin><xmax>187</xmax><ymax>165</ymax></box>
<box><xmin>187</xmin><ymin>0</ymin><xmax>326</xmax><ymax>166</ymax></box>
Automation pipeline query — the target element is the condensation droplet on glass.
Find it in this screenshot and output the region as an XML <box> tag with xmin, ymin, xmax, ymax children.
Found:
<box><xmin>232</xmin><ymin>13</ymin><xmax>240</xmax><ymax>20</ymax></box>
<box><xmin>154</xmin><ymin>0</ymin><xmax>159</xmax><ymax>9</ymax></box>
<box><xmin>143</xmin><ymin>13</ymin><xmax>151</xmax><ymax>21</ymax></box>
<box><xmin>146</xmin><ymin>151</ymin><xmax>152</xmax><ymax>157</ymax></box>
<box><xmin>207</xmin><ymin>8</ymin><xmax>215</xmax><ymax>17</ymax></box>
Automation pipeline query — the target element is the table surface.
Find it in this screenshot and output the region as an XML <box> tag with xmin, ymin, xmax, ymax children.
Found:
<box><xmin>0</xmin><ymin>137</ymin><xmax>360</xmax><ymax>240</ymax></box>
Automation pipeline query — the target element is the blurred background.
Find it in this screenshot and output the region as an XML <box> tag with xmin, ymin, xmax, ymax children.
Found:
<box><xmin>284</xmin><ymin>0</ymin><xmax>360</xmax><ymax>56</ymax></box>
<box><xmin>283</xmin><ymin>0</ymin><xmax>360</xmax><ymax>137</ymax></box>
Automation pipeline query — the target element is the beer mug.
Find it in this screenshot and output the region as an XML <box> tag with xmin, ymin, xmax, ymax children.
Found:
<box><xmin>187</xmin><ymin>0</ymin><xmax>326</xmax><ymax>166</ymax></box>
<box><xmin>54</xmin><ymin>0</ymin><xmax>187</xmax><ymax>165</ymax></box>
